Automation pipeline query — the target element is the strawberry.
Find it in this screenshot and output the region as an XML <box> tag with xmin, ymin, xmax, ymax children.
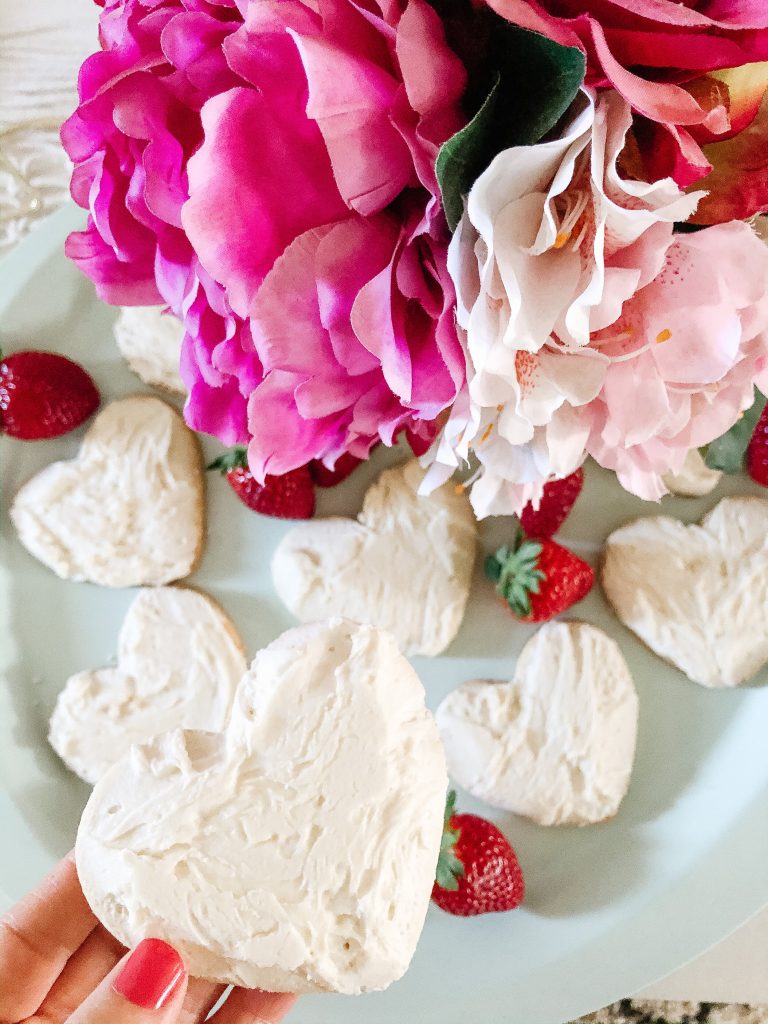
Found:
<box><xmin>747</xmin><ymin>402</ymin><xmax>768</xmax><ymax>486</ymax></box>
<box><xmin>485</xmin><ymin>529</ymin><xmax>593</xmax><ymax>622</ymax></box>
<box><xmin>308</xmin><ymin>452</ymin><xmax>364</xmax><ymax>488</ymax></box>
<box><xmin>432</xmin><ymin>791</ymin><xmax>524</xmax><ymax>916</ymax></box>
<box><xmin>0</xmin><ymin>350</ymin><xmax>100</xmax><ymax>440</ymax></box>
<box><xmin>209</xmin><ymin>448</ymin><xmax>315</xmax><ymax>519</ymax></box>
<box><xmin>519</xmin><ymin>468</ymin><xmax>584</xmax><ymax>538</ymax></box>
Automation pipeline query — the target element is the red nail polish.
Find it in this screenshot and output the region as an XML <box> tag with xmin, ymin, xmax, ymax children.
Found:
<box><xmin>113</xmin><ymin>939</ymin><xmax>186</xmax><ymax>1010</ymax></box>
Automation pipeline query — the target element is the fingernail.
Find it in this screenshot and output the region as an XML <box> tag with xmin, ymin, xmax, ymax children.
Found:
<box><xmin>113</xmin><ymin>939</ymin><xmax>186</xmax><ymax>1010</ymax></box>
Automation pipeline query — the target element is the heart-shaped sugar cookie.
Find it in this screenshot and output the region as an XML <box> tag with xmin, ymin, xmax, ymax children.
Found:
<box><xmin>49</xmin><ymin>587</ymin><xmax>248</xmax><ymax>784</ymax></box>
<box><xmin>602</xmin><ymin>496</ymin><xmax>768</xmax><ymax>688</ymax></box>
<box><xmin>76</xmin><ymin>619</ymin><xmax>447</xmax><ymax>994</ymax></box>
<box><xmin>114</xmin><ymin>307</ymin><xmax>185</xmax><ymax>394</ymax></box>
<box><xmin>271</xmin><ymin>461</ymin><xmax>477</xmax><ymax>656</ymax></box>
<box><xmin>436</xmin><ymin>622</ymin><xmax>638</xmax><ymax>826</ymax></box>
<box><xmin>11</xmin><ymin>396</ymin><xmax>204</xmax><ymax>587</ymax></box>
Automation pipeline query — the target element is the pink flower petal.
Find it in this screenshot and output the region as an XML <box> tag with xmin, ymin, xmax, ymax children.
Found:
<box><xmin>247</xmin><ymin>370</ymin><xmax>347</xmax><ymax>480</ymax></box>
<box><xmin>288</xmin><ymin>29</ymin><xmax>413</xmax><ymax>215</ymax></box>
<box><xmin>182</xmin><ymin>87</ymin><xmax>347</xmax><ymax>318</ymax></box>
<box><xmin>65</xmin><ymin>225</ymin><xmax>162</xmax><ymax>306</ymax></box>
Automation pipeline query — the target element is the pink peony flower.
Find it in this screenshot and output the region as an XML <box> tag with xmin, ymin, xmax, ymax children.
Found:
<box><xmin>246</xmin><ymin>205</ymin><xmax>463</xmax><ymax>478</ymax></box>
<box><xmin>424</xmin><ymin>90</ymin><xmax>768</xmax><ymax>515</ymax></box>
<box><xmin>487</xmin><ymin>0</ymin><xmax>768</xmax><ymax>186</ymax></box>
<box><xmin>63</xmin><ymin>0</ymin><xmax>467</xmax><ymax>464</ymax></box>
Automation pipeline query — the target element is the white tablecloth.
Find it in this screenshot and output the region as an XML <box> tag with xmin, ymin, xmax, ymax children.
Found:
<box><xmin>1</xmin><ymin>0</ymin><xmax>766</xmax><ymax>1010</ymax></box>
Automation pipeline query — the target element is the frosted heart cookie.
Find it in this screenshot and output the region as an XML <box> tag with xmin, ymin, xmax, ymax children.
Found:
<box><xmin>11</xmin><ymin>396</ymin><xmax>204</xmax><ymax>587</ymax></box>
<box><xmin>436</xmin><ymin>622</ymin><xmax>638</xmax><ymax>826</ymax></box>
<box><xmin>49</xmin><ymin>587</ymin><xmax>247</xmax><ymax>784</ymax></box>
<box><xmin>114</xmin><ymin>307</ymin><xmax>185</xmax><ymax>394</ymax></box>
<box><xmin>602</xmin><ymin>497</ymin><xmax>768</xmax><ymax>688</ymax></box>
<box><xmin>271</xmin><ymin>461</ymin><xmax>477</xmax><ymax>656</ymax></box>
<box><xmin>662</xmin><ymin>449</ymin><xmax>722</xmax><ymax>498</ymax></box>
<box><xmin>76</xmin><ymin>619</ymin><xmax>447</xmax><ymax>994</ymax></box>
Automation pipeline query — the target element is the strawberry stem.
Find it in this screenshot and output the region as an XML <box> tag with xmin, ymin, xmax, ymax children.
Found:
<box><xmin>485</xmin><ymin>528</ymin><xmax>546</xmax><ymax>617</ymax></box>
<box><xmin>435</xmin><ymin>790</ymin><xmax>465</xmax><ymax>892</ymax></box>
<box><xmin>208</xmin><ymin>447</ymin><xmax>249</xmax><ymax>474</ymax></box>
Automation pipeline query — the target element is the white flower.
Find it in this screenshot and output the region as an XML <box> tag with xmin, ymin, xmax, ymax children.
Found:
<box><xmin>423</xmin><ymin>89</ymin><xmax>701</xmax><ymax>517</ymax></box>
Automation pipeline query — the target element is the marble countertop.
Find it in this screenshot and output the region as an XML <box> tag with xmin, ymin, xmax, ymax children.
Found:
<box><xmin>1</xmin><ymin>1</ymin><xmax>766</xmax><ymax>1020</ymax></box>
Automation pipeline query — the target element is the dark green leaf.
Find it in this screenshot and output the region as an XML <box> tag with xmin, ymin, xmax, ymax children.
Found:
<box><xmin>436</xmin><ymin>23</ymin><xmax>586</xmax><ymax>230</ymax></box>
<box><xmin>484</xmin><ymin>552</ymin><xmax>503</xmax><ymax>582</ymax></box>
<box><xmin>437</xmin><ymin>77</ymin><xmax>501</xmax><ymax>231</ymax></box>
<box><xmin>704</xmin><ymin>390</ymin><xmax>766</xmax><ymax>473</ymax></box>
<box><xmin>493</xmin><ymin>27</ymin><xmax>586</xmax><ymax>147</ymax></box>
<box><xmin>673</xmin><ymin>220</ymin><xmax>707</xmax><ymax>234</ymax></box>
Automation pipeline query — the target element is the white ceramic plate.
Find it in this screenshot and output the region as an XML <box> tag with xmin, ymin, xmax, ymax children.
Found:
<box><xmin>2</xmin><ymin>207</ymin><xmax>768</xmax><ymax>1024</ymax></box>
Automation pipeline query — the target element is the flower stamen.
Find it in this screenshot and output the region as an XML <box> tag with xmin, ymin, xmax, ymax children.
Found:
<box><xmin>592</xmin><ymin>326</ymin><xmax>634</xmax><ymax>347</ymax></box>
<box><xmin>608</xmin><ymin>342</ymin><xmax>655</xmax><ymax>363</ymax></box>
<box><xmin>455</xmin><ymin>463</ymin><xmax>484</xmax><ymax>493</ymax></box>
<box><xmin>551</xmin><ymin>188</ymin><xmax>590</xmax><ymax>252</ymax></box>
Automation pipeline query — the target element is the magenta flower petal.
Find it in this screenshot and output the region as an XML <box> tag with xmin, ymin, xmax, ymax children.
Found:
<box><xmin>65</xmin><ymin>227</ymin><xmax>162</xmax><ymax>305</ymax></box>
<box><xmin>315</xmin><ymin>219</ymin><xmax>395</xmax><ymax>376</ymax></box>
<box><xmin>182</xmin><ymin>86</ymin><xmax>348</xmax><ymax>318</ymax></box>
<box><xmin>288</xmin><ymin>30</ymin><xmax>413</xmax><ymax>215</ymax></box>
<box><xmin>250</xmin><ymin>227</ymin><xmax>341</xmax><ymax>374</ymax></box>
<box><xmin>248</xmin><ymin>370</ymin><xmax>348</xmax><ymax>479</ymax></box>
<box><xmin>160</xmin><ymin>12</ymin><xmax>242</xmax><ymax>101</ymax></box>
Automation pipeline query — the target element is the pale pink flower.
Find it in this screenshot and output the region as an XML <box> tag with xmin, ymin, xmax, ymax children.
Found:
<box><xmin>585</xmin><ymin>223</ymin><xmax>768</xmax><ymax>499</ymax></box>
<box><xmin>424</xmin><ymin>90</ymin><xmax>704</xmax><ymax>516</ymax></box>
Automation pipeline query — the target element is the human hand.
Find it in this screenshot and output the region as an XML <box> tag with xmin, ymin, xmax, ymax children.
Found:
<box><xmin>0</xmin><ymin>854</ymin><xmax>297</xmax><ymax>1024</ymax></box>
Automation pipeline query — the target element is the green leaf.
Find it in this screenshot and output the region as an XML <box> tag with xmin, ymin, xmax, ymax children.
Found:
<box><xmin>443</xmin><ymin>789</ymin><xmax>458</xmax><ymax>828</ymax></box>
<box><xmin>484</xmin><ymin>551</ymin><xmax>503</xmax><ymax>583</ymax></box>
<box><xmin>437</xmin><ymin>77</ymin><xmax>501</xmax><ymax>232</ymax></box>
<box><xmin>207</xmin><ymin>447</ymin><xmax>249</xmax><ymax>474</ymax></box>
<box><xmin>704</xmin><ymin>389</ymin><xmax>766</xmax><ymax>473</ymax></box>
<box><xmin>435</xmin><ymin>837</ymin><xmax>465</xmax><ymax>891</ymax></box>
<box><xmin>487</xmin><ymin>532</ymin><xmax>548</xmax><ymax>617</ymax></box>
<box><xmin>436</xmin><ymin>23</ymin><xmax>586</xmax><ymax>231</ymax></box>
<box><xmin>493</xmin><ymin>27</ymin><xmax>586</xmax><ymax>147</ymax></box>
<box><xmin>435</xmin><ymin>789</ymin><xmax>466</xmax><ymax>891</ymax></box>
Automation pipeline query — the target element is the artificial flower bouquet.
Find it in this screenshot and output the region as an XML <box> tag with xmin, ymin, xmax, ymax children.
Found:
<box><xmin>65</xmin><ymin>0</ymin><xmax>768</xmax><ymax>517</ymax></box>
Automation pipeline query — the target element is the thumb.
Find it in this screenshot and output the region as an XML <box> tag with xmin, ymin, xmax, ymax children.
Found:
<box><xmin>67</xmin><ymin>939</ymin><xmax>188</xmax><ymax>1024</ymax></box>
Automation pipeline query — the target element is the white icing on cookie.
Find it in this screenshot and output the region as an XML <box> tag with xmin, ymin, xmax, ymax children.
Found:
<box><xmin>49</xmin><ymin>587</ymin><xmax>247</xmax><ymax>784</ymax></box>
<box><xmin>271</xmin><ymin>461</ymin><xmax>477</xmax><ymax>656</ymax></box>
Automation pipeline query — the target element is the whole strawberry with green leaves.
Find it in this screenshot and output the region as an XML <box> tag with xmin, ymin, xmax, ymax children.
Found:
<box><xmin>432</xmin><ymin>791</ymin><xmax>524</xmax><ymax>916</ymax></box>
<box><xmin>485</xmin><ymin>528</ymin><xmax>593</xmax><ymax>622</ymax></box>
<box><xmin>209</xmin><ymin>448</ymin><xmax>315</xmax><ymax>519</ymax></box>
